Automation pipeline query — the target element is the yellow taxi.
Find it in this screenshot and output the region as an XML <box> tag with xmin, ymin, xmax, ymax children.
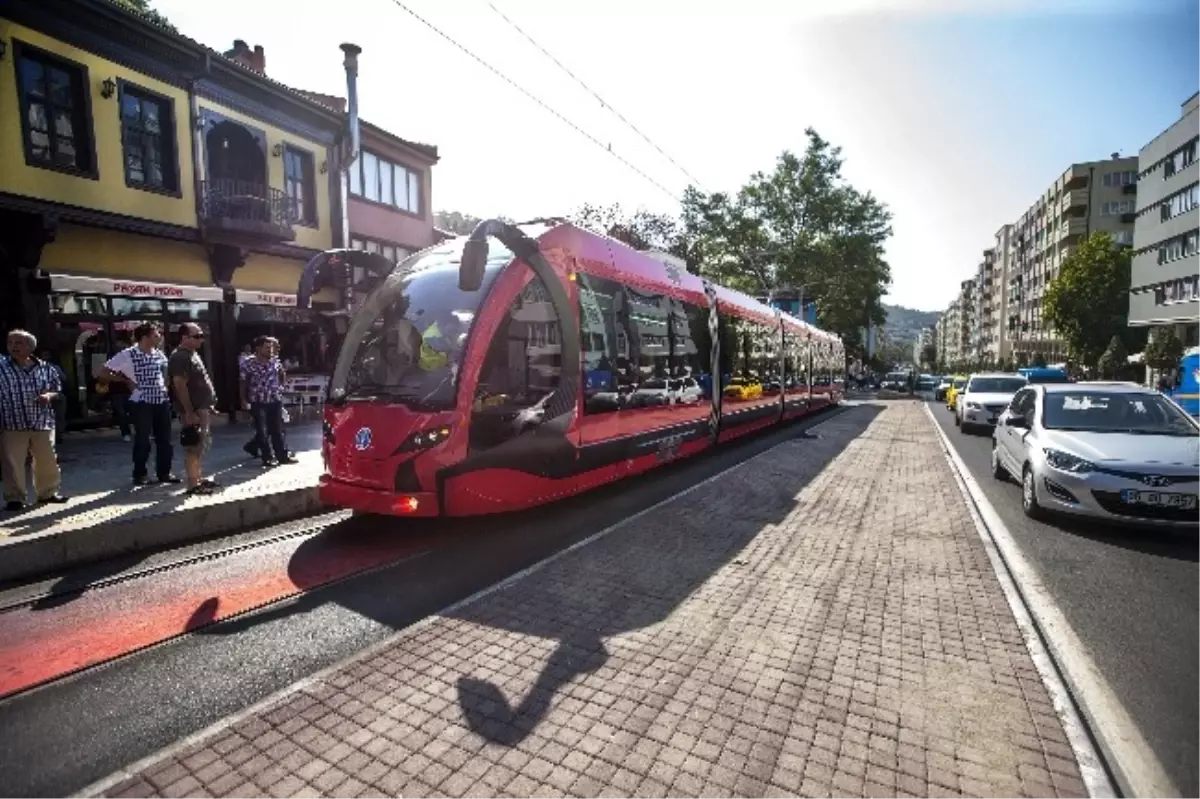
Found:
<box><xmin>945</xmin><ymin>375</ymin><xmax>970</xmax><ymax>411</ymax></box>
<box><xmin>723</xmin><ymin>377</ymin><xmax>763</xmax><ymax>402</ymax></box>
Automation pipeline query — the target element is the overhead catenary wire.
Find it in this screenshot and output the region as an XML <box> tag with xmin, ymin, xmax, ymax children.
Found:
<box><xmin>484</xmin><ymin>0</ymin><xmax>706</xmax><ymax>191</ymax></box>
<box><xmin>384</xmin><ymin>0</ymin><xmax>683</xmax><ymax>202</ymax></box>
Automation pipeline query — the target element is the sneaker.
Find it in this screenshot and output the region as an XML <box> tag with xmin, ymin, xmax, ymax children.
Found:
<box><xmin>157</xmin><ymin>474</ymin><xmax>183</xmax><ymax>484</ymax></box>
<box><xmin>133</xmin><ymin>476</ymin><xmax>149</xmax><ymax>486</ymax></box>
<box><xmin>242</xmin><ymin>442</ymin><xmax>260</xmax><ymax>458</ymax></box>
<box><xmin>262</xmin><ymin>460</ymin><xmax>278</xmax><ymax>469</ymax></box>
<box><xmin>4</xmin><ymin>501</ymin><xmax>24</xmax><ymax>512</ymax></box>
<box><xmin>200</xmin><ymin>477</ymin><xmax>221</xmax><ymax>488</ymax></box>
<box><xmin>278</xmin><ymin>456</ymin><xmax>300</xmax><ymax>465</ymax></box>
<box><xmin>38</xmin><ymin>494</ymin><xmax>69</xmax><ymax>504</ymax></box>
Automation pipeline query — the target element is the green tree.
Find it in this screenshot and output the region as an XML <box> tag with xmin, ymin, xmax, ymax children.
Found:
<box><xmin>921</xmin><ymin>343</ymin><xmax>937</xmax><ymax>368</ymax></box>
<box><xmin>112</xmin><ymin>0</ymin><xmax>176</xmax><ymax>31</ymax></box>
<box><xmin>1043</xmin><ymin>232</ymin><xmax>1133</xmax><ymax>367</ymax></box>
<box><xmin>680</xmin><ymin>129</ymin><xmax>892</xmax><ymax>357</ymax></box>
<box><xmin>1143</xmin><ymin>327</ymin><xmax>1185</xmax><ymax>372</ymax></box>
<box><xmin>570</xmin><ymin>202</ymin><xmax>701</xmax><ymax>271</ymax></box>
<box><xmin>1098</xmin><ymin>335</ymin><xmax>1129</xmax><ymax>379</ymax></box>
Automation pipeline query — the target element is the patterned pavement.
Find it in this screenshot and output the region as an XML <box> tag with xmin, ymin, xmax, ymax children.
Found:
<box><xmin>95</xmin><ymin>403</ymin><xmax>1088</xmax><ymax>798</ymax></box>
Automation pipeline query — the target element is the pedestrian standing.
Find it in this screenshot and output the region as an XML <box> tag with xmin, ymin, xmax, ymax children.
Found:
<box><xmin>169</xmin><ymin>323</ymin><xmax>218</xmax><ymax>494</ymax></box>
<box><xmin>101</xmin><ymin>323</ymin><xmax>179</xmax><ymax>486</ymax></box>
<box><xmin>0</xmin><ymin>330</ymin><xmax>68</xmax><ymax>511</ymax></box>
<box><xmin>240</xmin><ymin>336</ymin><xmax>297</xmax><ymax>468</ymax></box>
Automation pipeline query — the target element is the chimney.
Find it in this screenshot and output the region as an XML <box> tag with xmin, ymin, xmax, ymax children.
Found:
<box><xmin>1111</xmin><ymin>151</ymin><xmax>1120</xmax><ymax>160</ymax></box>
<box><xmin>224</xmin><ymin>40</ymin><xmax>266</xmax><ymax>74</ymax></box>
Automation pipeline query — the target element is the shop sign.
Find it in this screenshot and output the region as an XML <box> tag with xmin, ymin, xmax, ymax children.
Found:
<box><xmin>50</xmin><ymin>274</ymin><xmax>224</xmax><ymax>302</ymax></box>
<box><xmin>236</xmin><ymin>290</ymin><xmax>299</xmax><ymax>307</ymax></box>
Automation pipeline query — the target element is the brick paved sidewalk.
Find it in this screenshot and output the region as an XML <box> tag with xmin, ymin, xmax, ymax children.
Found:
<box><xmin>96</xmin><ymin>403</ymin><xmax>1088</xmax><ymax>798</ymax></box>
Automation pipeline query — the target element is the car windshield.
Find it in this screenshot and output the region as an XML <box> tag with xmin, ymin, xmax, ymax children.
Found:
<box><xmin>953</xmin><ymin>378</ymin><xmax>967</xmax><ymax>388</ymax></box>
<box><xmin>330</xmin><ymin>239</ymin><xmax>510</xmax><ymax>409</ymax></box>
<box><xmin>968</xmin><ymin>377</ymin><xmax>1026</xmax><ymax>394</ymax></box>
<box><xmin>1043</xmin><ymin>391</ymin><xmax>1199</xmax><ymax>436</ymax></box>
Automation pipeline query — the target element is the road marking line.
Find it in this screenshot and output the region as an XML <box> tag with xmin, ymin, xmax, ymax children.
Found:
<box><xmin>77</xmin><ymin>407</ymin><xmax>857</xmax><ymax>798</ymax></box>
<box><xmin>924</xmin><ymin>403</ymin><xmax>1178</xmax><ymax>798</ymax></box>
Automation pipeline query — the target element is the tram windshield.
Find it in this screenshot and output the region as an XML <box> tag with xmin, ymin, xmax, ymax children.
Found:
<box><xmin>330</xmin><ymin>240</ymin><xmax>510</xmax><ymax>409</ymax></box>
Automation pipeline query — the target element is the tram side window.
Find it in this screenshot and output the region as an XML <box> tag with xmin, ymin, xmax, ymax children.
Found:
<box><xmin>473</xmin><ymin>275</ymin><xmax>562</xmax><ymax>426</ymax></box>
<box><xmin>673</xmin><ymin>298</ymin><xmax>712</xmax><ymax>399</ymax></box>
<box><xmin>578</xmin><ymin>273</ymin><xmax>628</xmax><ymax>415</ymax></box>
<box><xmin>719</xmin><ymin>314</ymin><xmax>749</xmax><ymax>387</ymax></box>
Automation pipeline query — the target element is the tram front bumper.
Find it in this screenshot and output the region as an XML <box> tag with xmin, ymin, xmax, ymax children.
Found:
<box><xmin>319</xmin><ymin>476</ymin><xmax>440</xmax><ymax>517</ymax></box>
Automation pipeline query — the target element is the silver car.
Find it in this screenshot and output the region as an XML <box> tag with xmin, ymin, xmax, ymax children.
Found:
<box><xmin>990</xmin><ymin>383</ymin><xmax>1200</xmax><ymax>527</ymax></box>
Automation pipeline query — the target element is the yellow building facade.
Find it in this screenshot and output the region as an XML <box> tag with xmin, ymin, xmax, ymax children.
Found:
<box><xmin>0</xmin><ymin>0</ymin><xmax>348</xmax><ymax>426</ymax></box>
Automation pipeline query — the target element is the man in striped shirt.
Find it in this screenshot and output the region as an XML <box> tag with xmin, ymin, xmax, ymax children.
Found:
<box><xmin>0</xmin><ymin>330</ymin><xmax>68</xmax><ymax>511</ymax></box>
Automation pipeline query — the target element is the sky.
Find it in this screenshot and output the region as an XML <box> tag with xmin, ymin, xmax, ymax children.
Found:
<box><xmin>150</xmin><ymin>0</ymin><xmax>1199</xmax><ymax>311</ymax></box>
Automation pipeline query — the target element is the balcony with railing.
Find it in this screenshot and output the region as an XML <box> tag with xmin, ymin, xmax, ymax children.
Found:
<box><xmin>199</xmin><ymin>179</ymin><xmax>296</xmax><ymax>245</ymax></box>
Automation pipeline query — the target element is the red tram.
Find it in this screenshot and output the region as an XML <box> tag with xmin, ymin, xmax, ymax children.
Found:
<box><xmin>296</xmin><ymin>219</ymin><xmax>845</xmax><ymax>518</ymax></box>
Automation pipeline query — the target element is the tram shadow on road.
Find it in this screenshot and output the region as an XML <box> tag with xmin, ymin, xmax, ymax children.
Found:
<box><xmin>441</xmin><ymin>405</ymin><xmax>883</xmax><ymax>748</ymax></box>
<box><xmin>193</xmin><ymin>404</ymin><xmax>882</xmax><ymax>750</ymax></box>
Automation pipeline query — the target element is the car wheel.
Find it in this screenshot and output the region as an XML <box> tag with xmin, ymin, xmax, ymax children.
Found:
<box><xmin>953</xmin><ymin>411</ymin><xmax>960</xmax><ymax>427</ymax></box>
<box><xmin>991</xmin><ymin>442</ymin><xmax>1008</xmax><ymax>482</ymax></box>
<box><xmin>960</xmin><ymin>421</ymin><xmax>973</xmax><ymax>434</ymax></box>
<box><xmin>1021</xmin><ymin>465</ymin><xmax>1046</xmax><ymax>521</ymax></box>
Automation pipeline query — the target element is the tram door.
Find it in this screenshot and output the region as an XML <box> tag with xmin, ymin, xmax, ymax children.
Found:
<box><xmin>467</xmin><ymin>275</ymin><xmax>567</xmax><ymax>453</ymax></box>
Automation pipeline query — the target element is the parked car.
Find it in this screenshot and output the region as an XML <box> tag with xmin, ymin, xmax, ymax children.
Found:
<box><xmin>956</xmin><ymin>374</ymin><xmax>1028</xmax><ymax>432</ymax></box>
<box><xmin>881</xmin><ymin>371</ymin><xmax>910</xmax><ymax>391</ymax></box>
<box><xmin>991</xmin><ymin>383</ymin><xmax>1199</xmax><ymax>527</ymax></box>
<box><xmin>915</xmin><ymin>374</ymin><xmax>938</xmax><ymax>393</ymax></box>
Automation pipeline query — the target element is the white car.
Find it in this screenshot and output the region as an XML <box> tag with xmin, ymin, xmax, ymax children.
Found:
<box><xmin>991</xmin><ymin>383</ymin><xmax>1199</xmax><ymax>527</ymax></box>
<box><xmin>956</xmin><ymin>373</ymin><xmax>1029</xmax><ymax>433</ymax></box>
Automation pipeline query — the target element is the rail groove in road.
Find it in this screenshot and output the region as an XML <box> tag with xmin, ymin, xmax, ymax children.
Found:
<box><xmin>925</xmin><ymin>401</ymin><xmax>1197</xmax><ymax>798</ymax></box>
<box><xmin>0</xmin><ymin>520</ymin><xmax>437</xmax><ymax>700</ymax></box>
<box><xmin>0</xmin><ymin>521</ymin><xmax>337</xmax><ymax>615</ymax></box>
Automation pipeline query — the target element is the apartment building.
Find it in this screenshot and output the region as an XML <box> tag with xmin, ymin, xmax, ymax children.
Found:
<box><xmin>939</xmin><ymin>298</ymin><xmax>961</xmax><ymax>366</ymax></box>
<box><xmin>912</xmin><ymin>326</ymin><xmax>934</xmax><ymax>366</ymax></box>
<box><xmin>1006</xmin><ymin>155</ymin><xmax>1139</xmax><ymax>363</ymax></box>
<box><xmin>972</xmin><ymin>248</ymin><xmax>999</xmax><ymax>363</ymax></box>
<box><xmin>1129</xmin><ymin>92</ymin><xmax>1199</xmax><ymax>347</ymax></box>
<box><xmin>956</xmin><ymin>277</ymin><xmax>976</xmax><ymax>365</ymax></box>
<box><xmin>989</xmin><ymin>224</ymin><xmax>1015</xmax><ymax>364</ymax></box>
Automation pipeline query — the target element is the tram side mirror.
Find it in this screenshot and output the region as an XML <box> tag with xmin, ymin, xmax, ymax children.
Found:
<box><xmin>459</xmin><ymin>238</ymin><xmax>488</xmax><ymax>292</ymax></box>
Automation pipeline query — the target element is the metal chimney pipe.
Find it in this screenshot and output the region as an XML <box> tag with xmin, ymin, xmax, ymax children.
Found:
<box><xmin>339</xmin><ymin>43</ymin><xmax>362</xmax><ymax>310</ymax></box>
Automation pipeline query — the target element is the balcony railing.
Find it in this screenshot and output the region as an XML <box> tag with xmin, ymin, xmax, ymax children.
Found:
<box><xmin>199</xmin><ymin>180</ymin><xmax>296</xmax><ymax>244</ymax></box>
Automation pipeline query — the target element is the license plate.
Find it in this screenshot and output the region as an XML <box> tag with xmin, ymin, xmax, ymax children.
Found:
<box><xmin>1120</xmin><ymin>489</ymin><xmax>1198</xmax><ymax>510</ymax></box>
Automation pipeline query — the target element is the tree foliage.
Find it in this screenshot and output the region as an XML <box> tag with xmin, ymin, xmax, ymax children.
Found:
<box><xmin>674</xmin><ymin>130</ymin><xmax>892</xmax><ymax>358</ymax></box>
<box><xmin>1143</xmin><ymin>327</ymin><xmax>1185</xmax><ymax>371</ymax></box>
<box><xmin>1043</xmin><ymin>232</ymin><xmax>1133</xmax><ymax>367</ymax></box>
<box><xmin>433</xmin><ymin>210</ymin><xmax>513</xmax><ymax>236</ymax></box>
<box><xmin>1098</xmin><ymin>335</ymin><xmax>1129</xmax><ymax>379</ymax></box>
<box><xmin>570</xmin><ymin>203</ymin><xmax>700</xmax><ymax>272</ymax></box>
<box><xmin>112</xmin><ymin>0</ymin><xmax>176</xmax><ymax>31</ymax></box>
<box><xmin>920</xmin><ymin>343</ymin><xmax>937</xmax><ymax>368</ymax></box>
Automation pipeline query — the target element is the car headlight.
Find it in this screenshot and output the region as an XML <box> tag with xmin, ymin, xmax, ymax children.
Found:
<box><xmin>967</xmin><ymin>401</ymin><xmax>983</xmax><ymax>410</ymax></box>
<box><xmin>1042</xmin><ymin>448</ymin><xmax>1095</xmax><ymax>474</ymax></box>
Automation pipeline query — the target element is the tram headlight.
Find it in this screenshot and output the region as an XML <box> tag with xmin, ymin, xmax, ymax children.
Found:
<box><xmin>397</xmin><ymin>425</ymin><xmax>453</xmax><ymax>453</ymax></box>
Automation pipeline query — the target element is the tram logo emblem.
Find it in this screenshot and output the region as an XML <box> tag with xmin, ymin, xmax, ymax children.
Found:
<box><xmin>354</xmin><ymin>427</ymin><xmax>373</xmax><ymax>451</ymax></box>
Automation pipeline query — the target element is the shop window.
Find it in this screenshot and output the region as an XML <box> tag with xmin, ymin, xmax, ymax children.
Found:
<box><xmin>119</xmin><ymin>82</ymin><xmax>177</xmax><ymax>192</ymax></box>
<box><xmin>283</xmin><ymin>145</ymin><xmax>316</xmax><ymax>225</ymax></box>
<box><xmin>164</xmin><ymin>301</ymin><xmax>213</xmax><ymax>321</ymax></box>
<box><xmin>14</xmin><ymin>42</ymin><xmax>95</xmax><ymax>176</ymax></box>
<box><xmin>50</xmin><ymin>293</ymin><xmax>107</xmax><ymax>316</ymax></box>
<box><xmin>111</xmin><ymin>297</ymin><xmax>165</xmax><ymax>316</ymax></box>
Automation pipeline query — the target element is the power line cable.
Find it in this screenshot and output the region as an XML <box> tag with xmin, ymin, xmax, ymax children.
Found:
<box><xmin>484</xmin><ymin>0</ymin><xmax>705</xmax><ymax>190</ymax></box>
<box><xmin>384</xmin><ymin>0</ymin><xmax>683</xmax><ymax>202</ymax></box>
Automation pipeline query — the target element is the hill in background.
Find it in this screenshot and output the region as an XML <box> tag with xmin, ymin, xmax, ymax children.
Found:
<box><xmin>879</xmin><ymin>303</ymin><xmax>940</xmax><ymax>360</ymax></box>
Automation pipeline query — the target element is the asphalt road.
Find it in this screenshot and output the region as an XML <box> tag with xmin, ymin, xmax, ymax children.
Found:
<box><xmin>0</xmin><ymin>405</ymin><xmax>850</xmax><ymax>798</ymax></box>
<box><xmin>928</xmin><ymin>399</ymin><xmax>1199</xmax><ymax>797</ymax></box>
